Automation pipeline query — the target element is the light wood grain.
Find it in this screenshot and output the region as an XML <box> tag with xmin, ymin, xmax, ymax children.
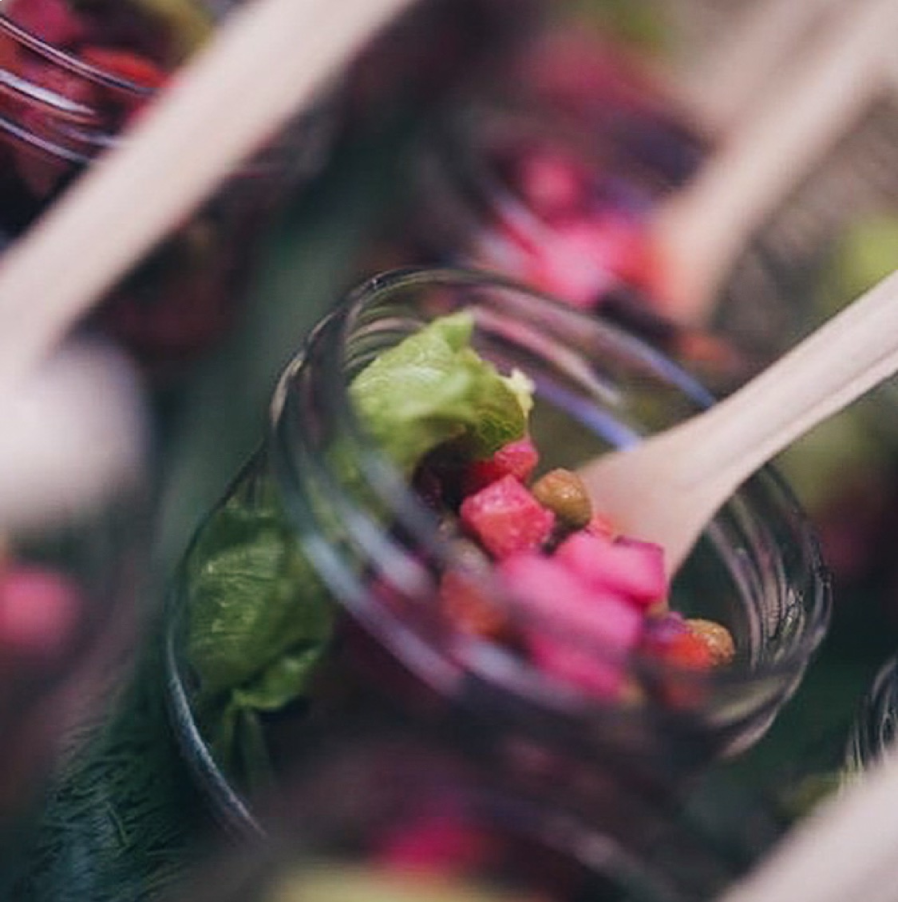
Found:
<box><xmin>579</xmin><ymin>265</ymin><xmax>898</xmax><ymax>573</ymax></box>
<box><xmin>0</xmin><ymin>0</ymin><xmax>412</xmax><ymax>389</ymax></box>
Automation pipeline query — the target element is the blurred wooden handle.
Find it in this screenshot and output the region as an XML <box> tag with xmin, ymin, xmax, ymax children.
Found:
<box><xmin>654</xmin><ymin>0</ymin><xmax>898</xmax><ymax>324</ymax></box>
<box><xmin>672</xmin><ymin>0</ymin><xmax>845</xmax><ymax>135</ymax></box>
<box><xmin>0</xmin><ymin>0</ymin><xmax>411</xmax><ymax>390</ymax></box>
<box><xmin>719</xmin><ymin>749</ymin><xmax>898</xmax><ymax>902</ymax></box>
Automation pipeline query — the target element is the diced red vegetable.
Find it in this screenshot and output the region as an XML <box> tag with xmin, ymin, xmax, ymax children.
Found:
<box><xmin>0</xmin><ymin>565</ymin><xmax>80</xmax><ymax>660</ymax></box>
<box><xmin>459</xmin><ymin>475</ymin><xmax>555</xmax><ymax>558</ymax></box>
<box><xmin>499</xmin><ymin>553</ymin><xmax>642</xmax><ymax>697</ymax></box>
<box><xmin>439</xmin><ymin>569</ymin><xmax>508</xmax><ymax>640</ymax></box>
<box><xmin>641</xmin><ymin>613</ymin><xmax>714</xmax><ymax>670</ymax></box>
<box><xmin>4</xmin><ymin>0</ymin><xmax>89</xmax><ymax>47</ymax></box>
<box><xmin>512</xmin><ymin>145</ymin><xmax>591</xmax><ymax>220</ymax></box>
<box><xmin>554</xmin><ymin>530</ymin><xmax>666</xmax><ymax>608</ymax></box>
<box><xmin>500</xmin><ymin>553</ymin><xmax>643</xmax><ymax>649</ymax></box>
<box><xmin>461</xmin><ymin>437</ymin><xmax>539</xmax><ymax>495</ymax></box>
<box><xmin>527</xmin><ymin>632</ymin><xmax>628</xmax><ymax>699</ymax></box>
<box><xmin>375</xmin><ymin>812</ymin><xmax>496</xmax><ymax>875</ymax></box>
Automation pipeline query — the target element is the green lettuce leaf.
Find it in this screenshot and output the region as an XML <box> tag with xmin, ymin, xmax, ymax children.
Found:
<box><xmin>349</xmin><ymin>311</ymin><xmax>530</xmax><ymax>474</ymax></box>
<box><xmin>183</xmin><ymin>313</ymin><xmax>533</xmax><ymax>789</ymax></box>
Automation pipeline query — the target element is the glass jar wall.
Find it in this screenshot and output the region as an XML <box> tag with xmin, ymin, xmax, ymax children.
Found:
<box><xmin>164</xmin><ymin>267</ymin><xmax>829</xmax><ymax>840</ymax></box>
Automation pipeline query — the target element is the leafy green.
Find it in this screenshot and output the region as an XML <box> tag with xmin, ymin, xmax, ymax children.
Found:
<box><xmin>182</xmin><ymin>312</ymin><xmax>533</xmax><ymax>790</ymax></box>
<box><xmin>349</xmin><ymin>311</ymin><xmax>530</xmax><ymax>475</ymax></box>
<box><xmin>183</xmin><ymin>477</ymin><xmax>334</xmax><ymax>783</ymax></box>
<box><xmin>185</xmin><ymin>486</ymin><xmax>332</xmax><ymax>702</ymax></box>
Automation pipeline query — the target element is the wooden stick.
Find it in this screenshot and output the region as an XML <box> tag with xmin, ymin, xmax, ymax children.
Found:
<box><xmin>717</xmin><ymin>750</ymin><xmax>898</xmax><ymax>902</ymax></box>
<box><xmin>653</xmin><ymin>0</ymin><xmax>898</xmax><ymax>323</ymax></box>
<box><xmin>0</xmin><ymin>0</ymin><xmax>412</xmax><ymax>389</ymax></box>
<box><xmin>671</xmin><ymin>0</ymin><xmax>845</xmax><ymax>136</ymax></box>
<box><xmin>579</xmin><ymin>264</ymin><xmax>898</xmax><ymax>572</ymax></box>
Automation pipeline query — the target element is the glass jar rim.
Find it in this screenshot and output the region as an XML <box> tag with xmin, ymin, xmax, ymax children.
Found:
<box><xmin>0</xmin><ymin>13</ymin><xmax>159</xmax><ymax>96</ymax></box>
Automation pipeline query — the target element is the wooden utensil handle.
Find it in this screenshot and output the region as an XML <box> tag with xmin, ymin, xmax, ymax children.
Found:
<box><xmin>680</xmin><ymin>267</ymin><xmax>898</xmax><ymax>492</ymax></box>
<box><xmin>656</xmin><ymin>0</ymin><xmax>898</xmax><ymax>322</ymax></box>
<box><xmin>0</xmin><ymin>0</ymin><xmax>411</xmax><ymax>390</ymax></box>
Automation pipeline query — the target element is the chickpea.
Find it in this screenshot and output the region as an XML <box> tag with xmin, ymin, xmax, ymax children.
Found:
<box><xmin>686</xmin><ymin>618</ymin><xmax>736</xmax><ymax>667</ymax></box>
<box><xmin>531</xmin><ymin>468</ymin><xmax>593</xmax><ymax>529</ymax></box>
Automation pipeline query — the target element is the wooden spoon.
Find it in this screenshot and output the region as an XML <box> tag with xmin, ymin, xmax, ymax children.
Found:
<box><xmin>651</xmin><ymin>0</ymin><xmax>898</xmax><ymax>323</ymax></box>
<box><xmin>578</xmin><ymin>265</ymin><xmax>898</xmax><ymax>574</ymax></box>
<box><xmin>0</xmin><ymin>0</ymin><xmax>412</xmax><ymax>391</ymax></box>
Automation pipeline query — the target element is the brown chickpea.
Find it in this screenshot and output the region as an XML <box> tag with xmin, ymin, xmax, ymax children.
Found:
<box><xmin>686</xmin><ymin>618</ymin><xmax>736</xmax><ymax>667</ymax></box>
<box><xmin>531</xmin><ymin>468</ymin><xmax>593</xmax><ymax>529</ymax></box>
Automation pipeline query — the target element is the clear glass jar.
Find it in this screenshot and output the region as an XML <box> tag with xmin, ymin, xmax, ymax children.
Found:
<box><xmin>165</xmin><ymin>267</ymin><xmax>830</xmax><ymax>838</ymax></box>
<box><xmin>0</xmin><ymin>0</ymin><xmax>335</xmax><ymax>382</ymax></box>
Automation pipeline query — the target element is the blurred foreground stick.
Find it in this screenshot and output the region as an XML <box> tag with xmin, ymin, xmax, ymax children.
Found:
<box><xmin>0</xmin><ymin>0</ymin><xmax>414</xmax><ymax>390</ymax></box>
<box><xmin>719</xmin><ymin>751</ymin><xmax>898</xmax><ymax>902</ymax></box>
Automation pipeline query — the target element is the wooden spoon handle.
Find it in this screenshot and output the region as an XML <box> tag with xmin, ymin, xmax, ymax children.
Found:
<box><xmin>0</xmin><ymin>0</ymin><xmax>411</xmax><ymax>391</ymax></box>
<box><xmin>655</xmin><ymin>0</ymin><xmax>898</xmax><ymax>322</ymax></box>
<box><xmin>672</xmin><ymin>0</ymin><xmax>845</xmax><ymax>135</ymax></box>
<box><xmin>675</xmin><ymin>266</ymin><xmax>898</xmax><ymax>495</ymax></box>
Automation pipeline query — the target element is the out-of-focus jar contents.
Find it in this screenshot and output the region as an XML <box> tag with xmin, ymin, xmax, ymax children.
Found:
<box><xmin>339</xmin><ymin>0</ymin><xmax>545</xmax><ymax>137</ymax></box>
<box><xmin>0</xmin><ymin>0</ymin><xmax>335</xmax><ymax>383</ymax></box>
<box><xmin>162</xmin><ymin>724</ymin><xmax>751</xmax><ymax>902</ymax></box>
<box><xmin>363</xmin><ymin>16</ymin><xmax>751</xmax><ymax>392</ymax></box>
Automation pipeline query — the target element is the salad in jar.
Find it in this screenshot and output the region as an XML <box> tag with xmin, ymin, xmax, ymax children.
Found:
<box><xmin>166</xmin><ymin>269</ymin><xmax>829</xmax><ymax>833</ymax></box>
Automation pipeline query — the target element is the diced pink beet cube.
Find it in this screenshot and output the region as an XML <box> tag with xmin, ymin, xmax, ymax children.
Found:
<box><xmin>0</xmin><ymin>565</ymin><xmax>81</xmax><ymax>659</ymax></box>
<box><xmin>375</xmin><ymin>812</ymin><xmax>494</xmax><ymax>874</ymax></box>
<box><xmin>461</xmin><ymin>436</ymin><xmax>539</xmax><ymax>495</ymax></box>
<box><xmin>512</xmin><ymin>217</ymin><xmax>618</xmax><ymax>309</ymax></box>
<box><xmin>513</xmin><ymin>146</ymin><xmax>591</xmax><ymax>219</ymax></box>
<box><xmin>499</xmin><ymin>554</ymin><xmax>641</xmax><ymax>697</ymax></box>
<box><xmin>554</xmin><ymin>530</ymin><xmax>667</xmax><ymax>608</ymax></box>
<box><xmin>459</xmin><ymin>475</ymin><xmax>555</xmax><ymax>558</ymax></box>
<box><xmin>503</xmin><ymin>211</ymin><xmax>655</xmax><ymax>310</ymax></box>
<box><xmin>527</xmin><ymin>632</ymin><xmax>628</xmax><ymax>699</ymax></box>
<box><xmin>500</xmin><ymin>554</ymin><xmax>643</xmax><ymax>648</ymax></box>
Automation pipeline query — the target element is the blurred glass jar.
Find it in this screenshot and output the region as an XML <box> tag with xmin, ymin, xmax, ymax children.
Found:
<box><xmin>164</xmin><ymin>723</ymin><xmax>747</xmax><ymax>902</ymax></box>
<box><xmin>164</xmin><ymin>267</ymin><xmax>830</xmax><ymax>838</ymax></box>
<box><xmin>0</xmin><ymin>0</ymin><xmax>335</xmax><ymax>383</ymax></box>
<box><xmin>845</xmin><ymin>653</ymin><xmax>898</xmax><ymax>775</ymax></box>
<box><xmin>709</xmin><ymin>104</ymin><xmax>898</xmax><ymax>590</ymax></box>
<box><xmin>369</xmin><ymin>22</ymin><xmax>761</xmax><ymax>390</ymax></box>
<box><xmin>0</xmin><ymin>336</ymin><xmax>148</xmax><ymax>839</ymax></box>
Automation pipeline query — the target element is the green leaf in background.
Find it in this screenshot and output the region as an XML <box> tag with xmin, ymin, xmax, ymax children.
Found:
<box><xmin>818</xmin><ymin>214</ymin><xmax>898</xmax><ymax>320</ymax></box>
